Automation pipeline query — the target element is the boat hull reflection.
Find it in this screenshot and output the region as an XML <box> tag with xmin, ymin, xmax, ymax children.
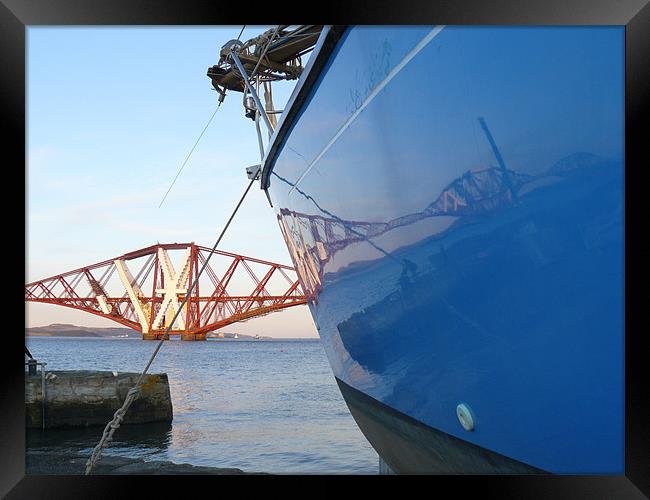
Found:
<box><xmin>264</xmin><ymin>26</ymin><xmax>624</xmax><ymax>474</ymax></box>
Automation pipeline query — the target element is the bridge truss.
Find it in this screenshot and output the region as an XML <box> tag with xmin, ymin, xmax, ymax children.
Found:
<box><xmin>25</xmin><ymin>243</ymin><xmax>307</xmax><ymax>340</ymax></box>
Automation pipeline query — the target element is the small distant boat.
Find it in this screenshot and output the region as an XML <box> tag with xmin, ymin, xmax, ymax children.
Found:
<box><xmin>234</xmin><ymin>333</ymin><xmax>239</xmax><ymax>339</ymax></box>
<box><xmin>254</xmin><ymin>334</ymin><xmax>260</xmax><ymax>340</ymax></box>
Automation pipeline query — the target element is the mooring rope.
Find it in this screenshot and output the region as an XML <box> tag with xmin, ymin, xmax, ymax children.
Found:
<box><xmin>85</xmin><ymin>169</ymin><xmax>260</xmax><ymax>475</ymax></box>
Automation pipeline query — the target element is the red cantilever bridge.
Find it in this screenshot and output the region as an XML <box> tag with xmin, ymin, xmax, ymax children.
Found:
<box><xmin>25</xmin><ymin>243</ymin><xmax>307</xmax><ymax>340</ymax></box>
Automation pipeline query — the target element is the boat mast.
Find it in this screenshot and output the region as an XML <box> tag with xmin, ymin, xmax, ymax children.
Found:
<box><xmin>478</xmin><ymin>117</ymin><xmax>517</xmax><ymax>202</ymax></box>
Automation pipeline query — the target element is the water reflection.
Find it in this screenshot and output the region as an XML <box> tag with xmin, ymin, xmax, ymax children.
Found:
<box><xmin>25</xmin><ymin>338</ymin><xmax>379</xmax><ymax>473</ymax></box>
<box><xmin>27</xmin><ymin>421</ymin><xmax>172</xmax><ymax>459</ymax></box>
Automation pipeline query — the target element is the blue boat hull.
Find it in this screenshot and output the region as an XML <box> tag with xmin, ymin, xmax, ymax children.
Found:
<box><xmin>263</xmin><ymin>26</ymin><xmax>624</xmax><ymax>473</ymax></box>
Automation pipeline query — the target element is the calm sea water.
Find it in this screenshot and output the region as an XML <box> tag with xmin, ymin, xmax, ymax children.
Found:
<box><xmin>25</xmin><ymin>337</ymin><xmax>378</xmax><ymax>474</ymax></box>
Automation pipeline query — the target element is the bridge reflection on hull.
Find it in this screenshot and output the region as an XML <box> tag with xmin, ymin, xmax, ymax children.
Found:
<box><xmin>276</xmin><ymin>162</ymin><xmax>540</xmax><ymax>302</ymax></box>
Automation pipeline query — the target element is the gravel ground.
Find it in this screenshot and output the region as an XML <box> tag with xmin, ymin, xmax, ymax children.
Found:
<box><xmin>26</xmin><ymin>451</ymin><xmax>267</xmax><ymax>475</ymax></box>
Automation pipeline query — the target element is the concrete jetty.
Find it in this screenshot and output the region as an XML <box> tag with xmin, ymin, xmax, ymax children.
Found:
<box><xmin>25</xmin><ymin>370</ymin><xmax>173</xmax><ymax>428</ymax></box>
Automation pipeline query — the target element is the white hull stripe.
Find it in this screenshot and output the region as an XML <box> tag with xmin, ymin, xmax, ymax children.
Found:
<box><xmin>288</xmin><ymin>25</ymin><xmax>446</xmax><ymax>194</ymax></box>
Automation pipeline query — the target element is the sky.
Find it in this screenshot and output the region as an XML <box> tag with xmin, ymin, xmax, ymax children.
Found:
<box><xmin>26</xmin><ymin>26</ymin><xmax>318</xmax><ymax>338</ymax></box>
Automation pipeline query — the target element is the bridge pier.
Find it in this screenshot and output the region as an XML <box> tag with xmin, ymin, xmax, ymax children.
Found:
<box><xmin>143</xmin><ymin>332</ymin><xmax>169</xmax><ymax>340</ymax></box>
<box><xmin>142</xmin><ymin>331</ymin><xmax>206</xmax><ymax>340</ymax></box>
<box><xmin>181</xmin><ymin>332</ymin><xmax>206</xmax><ymax>341</ymax></box>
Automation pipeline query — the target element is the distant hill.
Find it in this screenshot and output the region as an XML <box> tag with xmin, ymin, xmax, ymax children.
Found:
<box><xmin>26</xmin><ymin>323</ymin><xmax>273</xmax><ymax>340</ymax></box>
<box><xmin>26</xmin><ymin>323</ymin><xmax>141</xmax><ymax>338</ymax></box>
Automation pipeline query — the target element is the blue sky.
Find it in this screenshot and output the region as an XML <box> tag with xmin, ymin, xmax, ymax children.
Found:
<box><xmin>26</xmin><ymin>26</ymin><xmax>317</xmax><ymax>337</ymax></box>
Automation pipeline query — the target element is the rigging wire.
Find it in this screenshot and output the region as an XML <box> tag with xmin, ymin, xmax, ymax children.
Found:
<box><xmin>157</xmin><ymin>25</ymin><xmax>253</xmax><ymax>209</ymax></box>
<box><xmin>158</xmin><ymin>103</ymin><xmax>221</xmax><ymax>208</ymax></box>
<box><xmin>247</xmin><ymin>25</ymin><xmax>282</xmax><ymax>83</ymax></box>
<box><xmin>237</xmin><ymin>25</ymin><xmax>246</xmax><ymax>41</ymax></box>
<box><xmin>85</xmin><ymin>171</ymin><xmax>260</xmax><ymax>475</ymax></box>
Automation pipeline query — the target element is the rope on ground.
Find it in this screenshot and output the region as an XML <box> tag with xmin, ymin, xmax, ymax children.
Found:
<box><xmin>85</xmin><ymin>170</ymin><xmax>260</xmax><ymax>475</ymax></box>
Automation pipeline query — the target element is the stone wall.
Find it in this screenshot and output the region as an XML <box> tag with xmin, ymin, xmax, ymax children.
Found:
<box><xmin>25</xmin><ymin>370</ymin><xmax>173</xmax><ymax>428</ymax></box>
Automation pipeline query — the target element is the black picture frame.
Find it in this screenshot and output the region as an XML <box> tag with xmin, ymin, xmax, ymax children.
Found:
<box><xmin>2</xmin><ymin>0</ymin><xmax>648</xmax><ymax>497</ymax></box>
